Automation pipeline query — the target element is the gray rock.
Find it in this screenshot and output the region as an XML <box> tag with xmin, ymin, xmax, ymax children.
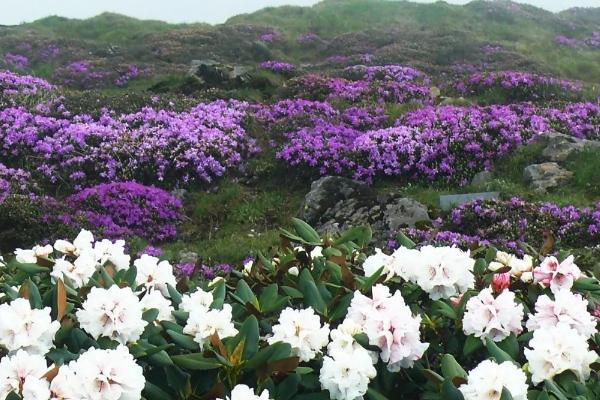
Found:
<box><xmin>299</xmin><ymin>176</ymin><xmax>372</xmax><ymax>224</ymax></box>
<box><xmin>299</xmin><ymin>176</ymin><xmax>430</xmax><ymax>245</ymax></box>
<box><xmin>384</xmin><ymin>198</ymin><xmax>430</xmax><ymax>231</ymax></box>
<box><xmin>539</xmin><ymin>132</ymin><xmax>600</xmax><ymax>162</ymax></box>
<box><xmin>523</xmin><ymin>162</ymin><xmax>573</xmax><ymax>192</ymax></box>
<box><xmin>178</xmin><ymin>251</ymin><xmax>199</xmax><ymax>264</ymax></box>
<box><xmin>188</xmin><ymin>59</ymin><xmax>253</xmax><ymax>87</ymax></box>
<box><xmin>471</xmin><ymin>170</ymin><xmax>493</xmax><ymax>186</ymax></box>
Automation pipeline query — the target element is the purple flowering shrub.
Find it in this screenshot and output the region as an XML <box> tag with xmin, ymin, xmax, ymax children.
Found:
<box><xmin>544</xmin><ymin>102</ymin><xmax>600</xmax><ymax>140</ymax></box>
<box><xmin>453</xmin><ymin>71</ymin><xmax>583</xmax><ymax>102</ymax></box>
<box><xmin>276</xmin><ymin>104</ymin><xmax>546</xmax><ymax>184</ymax></box>
<box><xmin>4</xmin><ymin>53</ymin><xmax>29</xmax><ymax>70</ymax></box>
<box><xmin>0</xmin><ymin>70</ymin><xmax>53</xmax><ymax>97</ymax></box>
<box><xmin>0</xmin><ymin>100</ymin><xmax>256</xmax><ymax>188</ymax></box>
<box><xmin>64</xmin><ymin>182</ymin><xmax>183</xmax><ymax>242</ymax></box>
<box><xmin>409</xmin><ymin>198</ymin><xmax>600</xmax><ymax>254</ymax></box>
<box><xmin>259</xmin><ymin>61</ymin><xmax>296</xmax><ymax>75</ymax></box>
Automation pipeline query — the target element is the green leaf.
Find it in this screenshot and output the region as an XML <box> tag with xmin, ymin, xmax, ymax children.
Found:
<box><xmin>366</xmin><ymin>388</ymin><xmax>390</xmax><ymax>400</ymax></box>
<box><xmin>485</xmin><ymin>247</ymin><xmax>498</xmax><ymax>263</ymax></box>
<box><xmin>463</xmin><ymin>335</ymin><xmax>483</xmax><ymax>357</ymax></box>
<box><xmin>431</xmin><ymin>300</ymin><xmax>458</xmax><ymax>320</ymax></box>
<box><xmin>485</xmin><ymin>337</ymin><xmax>515</xmax><ymax>364</ymax></box>
<box><xmin>396</xmin><ymin>232</ymin><xmax>416</xmax><ymax>249</ymax></box>
<box><xmin>544</xmin><ymin>380</ymin><xmax>569</xmax><ymax>400</ymax></box>
<box><xmin>148</xmin><ymin>350</ymin><xmax>174</xmax><ymax>367</ymax></box>
<box><xmin>441</xmin><ymin>354</ymin><xmax>467</xmax><ymax>380</ymax></box>
<box><xmin>441</xmin><ymin>379</ymin><xmax>465</xmax><ymax>400</ymax></box>
<box><xmin>298</xmin><ymin>269</ymin><xmax>327</xmax><ymax>314</ymax></box>
<box><xmin>12</xmin><ymin>261</ymin><xmax>48</xmax><ymax>274</ymax></box>
<box><xmin>474</xmin><ymin>258</ymin><xmax>487</xmax><ymax>275</ymax></box>
<box><xmin>142</xmin><ymin>308</ymin><xmax>159</xmax><ymax>323</ymax></box>
<box><xmin>500</xmin><ymin>387</ymin><xmax>514</xmax><ymax>400</ymax></box>
<box><xmin>211</xmin><ymin>280</ymin><xmax>226</xmax><ymax>310</ymax></box>
<box><xmin>166</xmin><ymin>330</ymin><xmax>200</xmax><ymax>351</ymax></box>
<box><xmin>171</xmin><ymin>353</ymin><xmax>222</xmax><ymax>370</ymax></box>
<box><xmin>259</xmin><ymin>284</ymin><xmax>279</xmax><ymax>312</ymax></box>
<box><xmin>239</xmin><ymin>315</ymin><xmax>260</xmax><ymax>360</ymax></box>
<box><xmin>22</xmin><ymin>279</ymin><xmax>42</xmax><ymax>309</ymax></box>
<box><xmin>291</xmin><ymin>218</ymin><xmax>321</xmax><ymax>243</ymax></box>
<box><xmin>353</xmin><ymin>333</ymin><xmax>380</xmax><ymax>352</ymax></box>
<box><xmin>99</xmin><ymin>266</ymin><xmax>115</xmax><ymax>287</ymax></box>
<box><xmin>167</xmin><ymin>284</ymin><xmax>182</xmax><ymax>306</ymax></box>
<box><xmin>234</xmin><ymin>279</ymin><xmax>259</xmax><ymax>309</ymax></box>
<box><xmin>245</xmin><ymin>342</ymin><xmax>292</xmax><ymax>370</ymax></box>
<box><xmin>497</xmin><ymin>334</ymin><xmax>519</xmax><ymax>360</ymax></box>
<box><xmin>258</xmin><ymin>251</ymin><xmax>274</xmax><ymax>272</ymax></box>
<box><xmin>333</xmin><ymin>226</ymin><xmax>373</xmax><ymax>248</ymax></box>
<box><xmin>360</xmin><ymin>266</ymin><xmax>383</xmax><ymax>292</ymax></box>
<box><xmin>281</xmin><ymin>286</ymin><xmax>304</xmax><ymax>299</ymax></box>
<box><xmin>143</xmin><ymin>382</ymin><xmax>173</xmax><ymax>400</ymax></box>
<box><xmin>123</xmin><ymin>265</ymin><xmax>137</xmax><ymax>287</ymax></box>
<box><xmin>322</xmin><ymin>247</ymin><xmax>342</xmax><ymax>258</ymax></box>
<box><xmin>328</xmin><ymin>293</ymin><xmax>353</xmax><ymax>322</ymax></box>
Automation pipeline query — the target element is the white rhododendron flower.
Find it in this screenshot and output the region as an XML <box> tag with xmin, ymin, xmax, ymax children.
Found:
<box><xmin>32</xmin><ymin>244</ymin><xmax>53</xmax><ymax>258</ymax></box>
<box><xmin>73</xmin><ymin>229</ymin><xmax>94</xmax><ymax>254</ymax></box>
<box><xmin>320</xmin><ymin>319</ymin><xmax>377</xmax><ymax>400</ymax></box>
<box><xmin>140</xmin><ymin>289</ymin><xmax>175</xmax><ymax>322</ymax></box>
<box><xmin>22</xmin><ymin>375</ymin><xmax>50</xmax><ymax>400</ymax></box>
<box><xmin>76</xmin><ymin>285</ymin><xmax>147</xmax><ymax>344</ymax></box>
<box><xmin>180</xmin><ymin>287</ymin><xmax>214</xmax><ymax>313</ymax></box>
<box><xmin>533</xmin><ymin>255</ymin><xmax>581</xmax><ymax>293</ymax></box>
<box><xmin>288</xmin><ymin>266</ymin><xmax>300</xmax><ymax>276</ymax></box>
<box><xmin>53</xmin><ymin>239</ymin><xmax>76</xmax><ymax>254</ymax></box>
<box><xmin>52</xmin><ymin>345</ymin><xmax>145</xmax><ymax>400</ymax></box>
<box><xmin>525</xmin><ymin>324</ymin><xmax>598</xmax><ymax>384</ymax></box>
<box><xmin>242</xmin><ymin>259</ymin><xmax>253</xmax><ymax>276</ymax></box>
<box><xmin>184</xmin><ymin>304</ymin><xmax>238</xmax><ymax>348</ymax></box>
<box><xmin>134</xmin><ymin>254</ymin><xmax>176</xmax><ymax>296</ymax></box>
<box><xmin>0</xmin><ymin>298</ymin><xmax>60</xmax><ymax>355</ymax></box>
<box><xmin>15</xmin><ymin>248</ymin><xmax>37</xmax><ymax>264</ymax></box>
<box><xmin>526</xmin><ymin>290</ymin><xmax>596</xmax><ymax>339</ymax></box>
<box><xmin>462</xmin><ymin>288</ymin><xmax>524</xmax><ymax>342</ymax></box>
<box><xmin>51</xmin><ymin>254</ymin><xmax>96</xmax><ymax>289</ymax></box>
<box><xmin>362</xmin><ymin>248</ymin><xmax>396</xmax><ymax>281</ymax></box>
<box><xmin>320</xmin><ymin>345</ymin><xmax>377</xmax><ymax>400</ymax></box>
<box><xmin>0</xmin><ymin>255</ymin><xmax>5</xmax><ymax>267</ymax></box>
<box><xmin>94</xmin><ymin>239</ymin><xmax>131</xmax><ymax>271</ymax></box>
<box><xmin>400</xmin><ymin>245</ymin><xmax>475</xmax><ymax>300</ymax></box>
<box><xmin>489</xmin><ymin>251</ymin><xmax>533</xmax><ymax>281</ymax></box>
<box><xmin>390</xmin><ymin>246</ymin><xmax>420</xmax><ymax>281</ymax></box>
<box><xmin>217</xmin><ymin>384</ymin><xmax>271</xmax><ymax>400</ymax></box>
<box><xmin>0</xmin><ymin>349</ymin><xmax>50</xmax><ymax>400</ymax></box>
<box><xmin>347</xmin><ymin>285</ymin><xmax>428</xmax><ymax>371</ymax></box>
<box><xmin>310</xmin><ymin>246</ymin><xmax>323</xmax><ymax>259</ymax></box>
<box><xmin>459</xmin><ymin>359</ymin><xmax>528</xmax><ymax>400</ymax></box>
<box><xmin>268</xmin><ymin>307</ymin><xmax>330</xmax><ymax>362</ymax></box>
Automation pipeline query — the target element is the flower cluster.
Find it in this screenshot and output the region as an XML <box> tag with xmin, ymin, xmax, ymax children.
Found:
<box><xmin>64</xmin><ymin>182</ymin><xmax>183</xmax><ymax>241</ymax></box>
<box><xmin>347</xmin><ymin>285</ymin><xmax>428</xmax><ymax>371</ymax></box>
<box><xmin>453</xmin><ymin>70</ymin><xmax>583</xmax><ymax>102</ymax></box>
<box><xmin>0</xmin><ymin>100</ymin><xmax>255</xmax><ymax>189</ymax></box>
<box><xmin>0</xmin><ymin>70</ymin><xmax>53</xmax><ymax>96</ymax></box>
<box><xmin>259</xmin><ymin>61</ymin><xmax>295</xmax><ymax>74</ymax></box>
<box><xmin>1</xmin><ymin>219</ymin><xmax>600</xmax><ymax>399</ymax></box>
<box><xmin>4</xmin><ymin>53</ymin><xmax>29</xmax><ymax>69</ymax></box>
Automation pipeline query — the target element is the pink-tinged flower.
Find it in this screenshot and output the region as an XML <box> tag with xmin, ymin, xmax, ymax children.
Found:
<box><xmin>449</xmin><ymin>296</ymin><xmax>462</xmax><ymax>308</ymax></box>
<box><xmin>593</xmin><ymin>305</ymin><xmax>600</xmax><ymax>319</ymax></box>
<box><xmin>533</xmin><ymin>255</ymin><xmax>581</xmax><ymax>293</ymax></box>
<box><xmin>462</xmin><ymin>288</ymin><xmax>523</xmax><ymax>342</ymax></box>
<box><xmin>491</xmin><ymin>273</ymin><xmax>510</xmax><ymax>293</ymax></box>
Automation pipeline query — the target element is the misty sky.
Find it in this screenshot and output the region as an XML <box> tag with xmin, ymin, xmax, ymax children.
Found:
<box><xmin>1</xmin><ymin>0</ymin><xmax>598</xmax><ymax>25</ymax></box>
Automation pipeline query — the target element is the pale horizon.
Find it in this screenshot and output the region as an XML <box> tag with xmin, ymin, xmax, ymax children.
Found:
<box><xmin>1</xmin><ymin>0</ymin><xmax>599</xmax><ymax>26</ymax></box>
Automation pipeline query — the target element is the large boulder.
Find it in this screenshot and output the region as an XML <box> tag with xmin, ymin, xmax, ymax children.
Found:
<box><xmin>299</xmin><ymin>176</ymin><xmax>372</xmax><ymax>225</ymax></box>
<box><xmin>188</xmin><ymin>59</ymin><xmax>253</xmax><ymax>88</ymax></box>
<box><xmin>537</xmin><ymin>132</ymin><xmax>600</xmax><ymax>162</ymax></box>
<box><xmin>523</xmin><ymin>162</ymin><xmax>573</xmax><ymax>192</ymax></box>
<box><xmin>299</xmin><ymin>176</ymin><xmax>430</xmax><ymax>244</ymax></box>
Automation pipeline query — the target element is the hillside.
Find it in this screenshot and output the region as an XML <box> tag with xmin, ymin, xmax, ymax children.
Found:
<box><xmin>0</xmin><ymin>0</ymin><xmax>599</xmax><ymax>84</ymax></box>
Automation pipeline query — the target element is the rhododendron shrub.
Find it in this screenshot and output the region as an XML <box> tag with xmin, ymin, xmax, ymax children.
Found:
<box><xmin>0</xmin><ymin>100</ymin><xmax>256</xmax><ymax>189</ymax></box>
<box><xmin>453</xmin><ymin>70</ymin><xmax>584</xmax><ymax>102</ymax></box>
<box><xmin>1</xmin><ymin>219</ymin><xmax>600</xmax><ymax>399</ymax></box>
<box><xmin>64</xmin><ymin>182</ymin><xmax>183</xmax><ymax>242</ymax></box>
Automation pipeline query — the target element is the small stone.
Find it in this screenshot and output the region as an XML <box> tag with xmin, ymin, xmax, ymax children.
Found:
<box><xmin>178</xmin><ymin>251</ymin><xmax>198</xmax><ymax>264</ymax></box>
